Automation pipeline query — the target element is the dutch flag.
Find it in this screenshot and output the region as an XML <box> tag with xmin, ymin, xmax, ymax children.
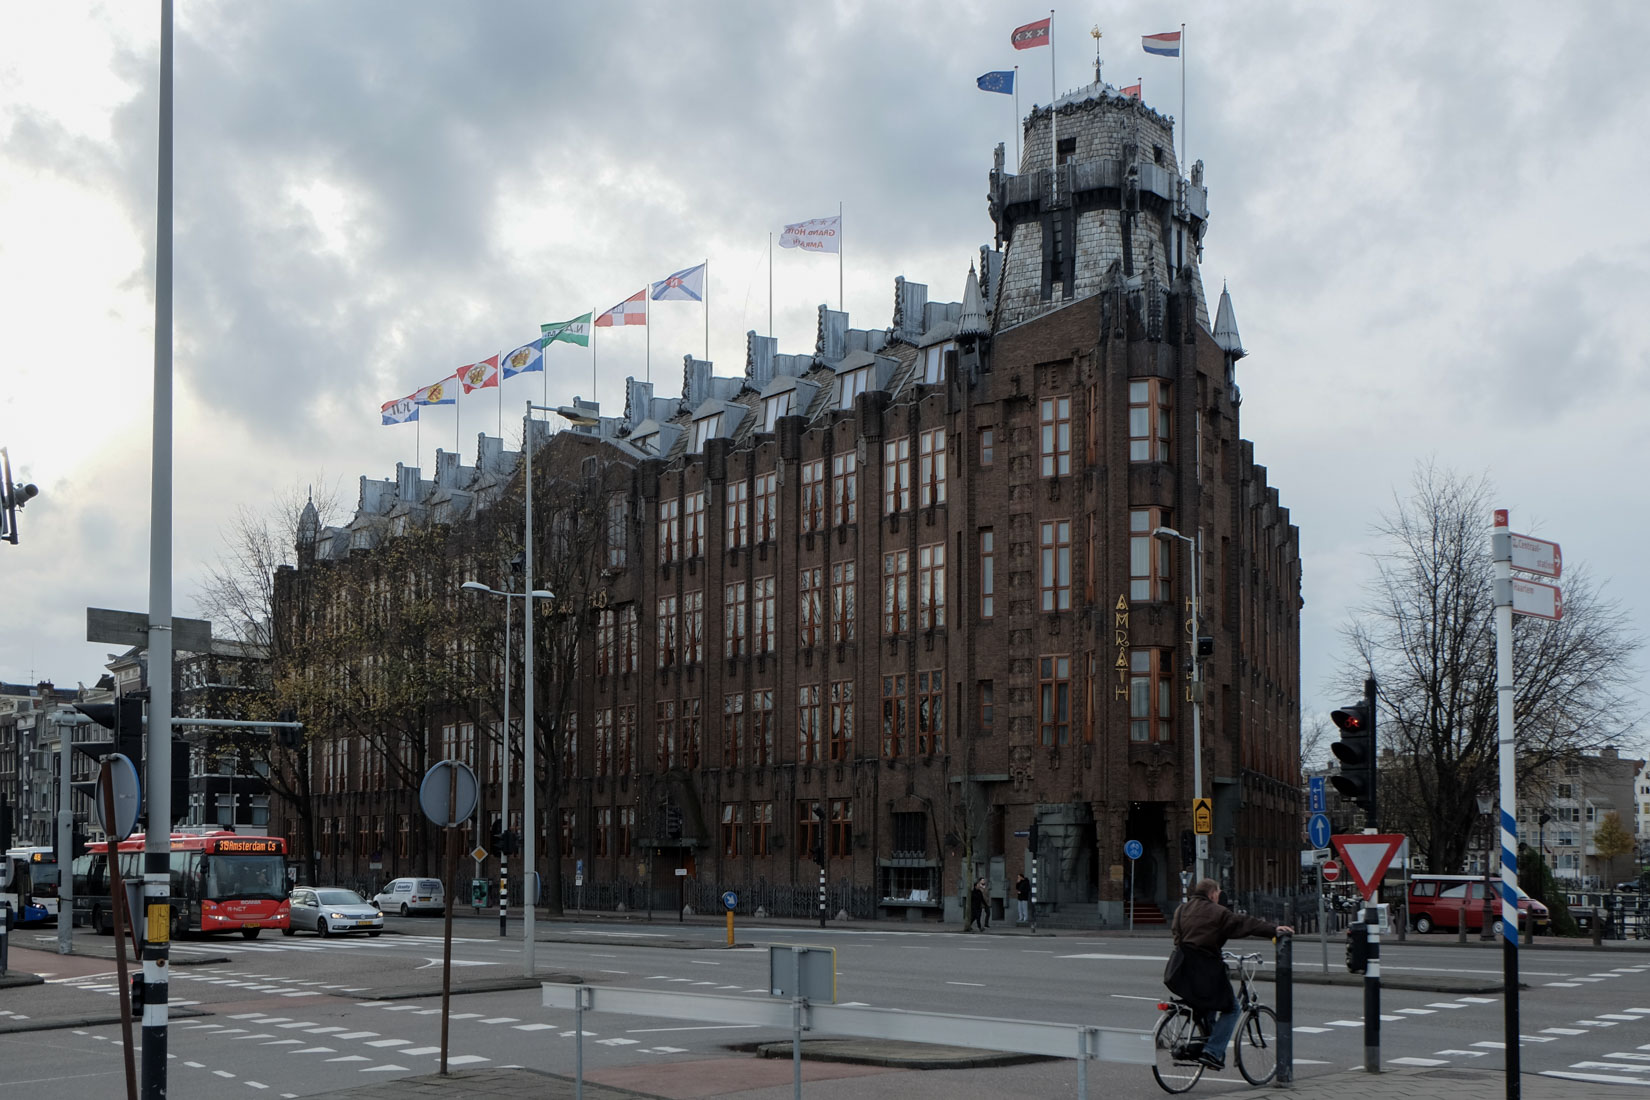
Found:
<box><xmin>1142</xmin><ymin>31</ymin><xmax>1181</xmax><ymax>57</ymax></box>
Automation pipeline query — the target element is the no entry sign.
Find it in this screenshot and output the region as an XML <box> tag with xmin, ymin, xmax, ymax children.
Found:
<box><xmin>1321</xmin><ymin>860</ymin><xmax>1341</xmax><ymax>883</ymax></box>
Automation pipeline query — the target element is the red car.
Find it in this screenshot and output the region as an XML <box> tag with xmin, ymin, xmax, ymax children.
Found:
<box><xmin>1408</xmin><ymin>875</ymin><xmax>1549</xmax><ymax>934</ymax></box>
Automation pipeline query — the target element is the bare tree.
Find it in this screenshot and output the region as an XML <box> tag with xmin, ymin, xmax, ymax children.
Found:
<box><xmin>1342</xmin><ymin>464</ymin><xmax>1642</xmax><ymax>875</ymax></box>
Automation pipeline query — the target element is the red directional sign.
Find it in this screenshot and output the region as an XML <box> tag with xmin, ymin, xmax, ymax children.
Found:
<box><xmin>1509</xmin><ymin>533</ymin><xmax>1561</xmax><ymax>579</ymax></box>
<box><xmin>1331</xmin><ymin>834</ymin><xmax>1405</xmax><ymax>900</ymax></box>
<box><xmin>1511</xmin><ymin>576</ymin><xmax>1563</xmax><ymax>621</ymax></box>
<box><xmin>1321</xmin><ymin>861</ymin><xmax>1341</xmax><ymax>883</ymax></box>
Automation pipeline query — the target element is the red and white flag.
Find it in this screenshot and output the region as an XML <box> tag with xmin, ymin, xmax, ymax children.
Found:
<box><xmin>596</xmin><ymin>289</ymin><xmax>647</xmax><ymax>327</ymax></box>
<box><xmin>1121</xmin><ymin>83</ymin><xmax>1141</xmax><ymax>100</ymax></box>
<box><xmin>1011</xmin><ymin>17</ymin><xmax>1050</xmax><ymax>50</ymax></box>
<box><xmin>458</xmin><ymin>353</ymin><xmax>499</xmax><ymax>393</ymax></box>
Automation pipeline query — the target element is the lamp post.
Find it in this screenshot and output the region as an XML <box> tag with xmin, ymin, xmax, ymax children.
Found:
<box><xmin>1152</xmin><ymin>524</ymin><xmax>1205</xmax><ymax>883</ymax></box>
<box><xmin>1478</xmin><ymin>792</ymin><xmax>1496</xmax><ymax>940</ymax></box>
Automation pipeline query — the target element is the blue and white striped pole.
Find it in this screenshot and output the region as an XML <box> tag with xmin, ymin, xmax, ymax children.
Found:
<box><xmin>1492</xmin><ymin>508</ymin><xmax>1520</xmax><ymax>1100</ymax></box>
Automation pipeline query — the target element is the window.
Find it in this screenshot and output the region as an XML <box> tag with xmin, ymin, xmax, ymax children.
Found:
<box><xmin>1556</xmin><ymin>784</ymin><xmax>1573</xmax><ymax>800</ymax></box>
<box><xmin>800</xmin><ymin>458</ymin><xmax>826</xmax><ymax>533</ymax></box>
<box><xmin>916</xmin><ymin>669</ymin><xmax>944</xmax><ymax>754</ymax></box>
<box><xmin>918</xmin><ymin>428</ymin><xmax>946</xmax><ymax>507</ymax></box>
<box><xmin>829</xmin><ymin>561</ymin><xmax>856</xmax><ymax>643</ymax></box>
<box><xmin>683</xmin><ymin>589</ymin><xmax>704</xmax><ymax>665</ymax></box>
<box><xmin>799</xmin><ymin>566</ymin><xmax>824</xmax><ymax>647</ymax></box>
<box><xmin>980</xmin><ymin>528</ymin><xmax>995</xmax><ymax>617</ymax></box>
<box><xmin>752</xmin><ymin>689</ymin><xmax>774</xmax><ymax>766</ymax></box>
<box><xmin>830</xmin><ymin>799</ymin><xmax>853</xmax><ymax>857</ymax></box>
<box><xmin>724</xmin><ymin>582</ymin><xmax>748</xmax><ymax>659</ymax></box>
<box><xmin>751</xmin><ymin>801</ymin><xmax>773</xmax><ymax>855</ymax></box>
<box><xmin>1056</xmin><ymin>136</ymin><xmax>1076</xmax><ymax>164</ymax></box>
<box><xmin>681</xmin><ymin>698</ymin><xmax>702</xmax><ymax>768</ymax></box>
<box><xmin>658</xmin><ymin>498</ymin><xmax>681</xmax><ymax>564</ymax></box>
<box><xmin>980</xmin><ymin>428</ymin><xmax>995</xmax><ymax>466</ymax></box>
<box><xmin>763</xmin><ymin>392</ymin><xmax>791</xmax><ymax>432</ymax></box>
<box><xmin>606</xmin><ymin>495</ymin><xmax>628</xmax><ymax>568</ymax></box>
<box><xmin>721</xmin><ymin>803</ymin><xmax>743</xmax><ymax>857</ymax></box>
<box><xmin>979</xmin><ymin>680</ymin><xmax>994</xmax><ymax>734</ymax></box>
<box><xmin>1040</xmin><ymin>655</ymin><xmax>1070</xmax><ymax>746</ymax></box>
<box><xmin>594</xmin><ymin>807</ymin><xmax>611</xmax><ymax>858</ymax></box>
<box><xmin>883</xmin><ymin>549</ymin><xmax>910</xmax><ymax>633</ymax></box>
<box><xmin>753</xmin><ymin>576</ymin><xmax>776</xmax><ymax>654</ymax></box>
<box><xmin>1040</xmin><ymin>520</ymin><xmax>1072</xmax><ymax>611</ymax></box>
<box><xmin>617</xmin><ymin>705</ymin><xmax>636</xmax><ymax>774</ymax></box>
<box><xmin>882</xmin><ymin>674</ymin><xmax>906</xmax><ymax>758</ymax></box>
<box><xmin>597</xmin><ymin>608</ymin><xmax>615</xmax><ymax>677</ymax></box>
<box><xmin>798</xmin><ymin>800</ymin><xmax>822</xmax><ymax>859</ymax></box>
<box><xmin>692</xmin><ymin>414</ymin><xmax>721</xmax><ymax>453</ymax></box>
<box><xmin>1129</xmin><ymin>649</ymin><xmax>1173</xmax><ymax>743</ymax></box>
<box><xmin>1129</xmin><ymin>379</ymin><xmax>1172</xmax><ymax>462</ymax></box>
<box><xmin>831</xmin><ymin>453</ymin><xmax>857</xmax><ymax>524</ymax></box>
<box><xmin>1129</xmin><ymin>509</ymin><xmax>1171</xmax><ymax>601</ymax></box>
<box><xmin>725</xmin><ymin>480</ymin><xmax>749</xmax><ymax>549</ymax></box>
<box><xmin>594</xmin><ymin>708</ymin><xmax>613</xmax><ymax>777</ymax></box>
<box><xmin>754</xmin><ymin>472</ymin><xmax>778</xmax><ymax>542</ymax></box>
<box><xmin>892</xmin><ymin>811</ymin><xmax>927</xmax><ymax>857</ymax></box>
<box><xmin>684</xmin><ymin>490</ymin><xmax>706</xmax><ymax>558</ymax></box>
<box><xmin>657</xmin><ymin>595</ymin><xmax>679</xmax><ymax>668</ymax></box>
<box><xmin>798</xmin><ymin>684</ymin><xmax>822</xmax><ymax>764</ymax></box>
<box><xmin>922</xmin><ymin>342</ymin><xmax>954</xmax><ymax>385</ymax></box>
<box><xmin>559</xmin><ymin>809</ymin><xmax>575</xmax><ymax>858</ymax></box>
<box><xmin>917</xmin><ymin>542</ymin><xmax>945</xmax><ymax>629</ymax></box>
<box><xmin>656</xmin><ymin>700</ymin><xmax>677</xmax><ymax>769</ymax></box>
<box><xmin>829</xmin><ymin>680</ymin><xmax>854</xmax><ymax>761</ymax></box>
<box><xmin>620</xmin><ymin>605</ymin><xmax>638</xmax><ymax>674</ymax></box>
<box><xmin>884</xmin><ymin>437</ymin><xmax>911</xmax><ymax>513</ymax></box>
<box><xmin>1040</xmin><ymin>396</ymin><xmax>1071</xmax><ymax>476</ymax></box>
<box><xmin>838</xmin><ymin>366</ymin><xmax>871</xmax><ymax>409</ymax></box>
<box><xmin>723</xmin><ymin>692</ymin><xmax>745</xmax><ymax>768</ymax></box>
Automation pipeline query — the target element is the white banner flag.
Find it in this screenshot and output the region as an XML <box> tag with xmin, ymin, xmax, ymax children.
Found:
<box><xmin>779</xmin><ymin>215</ymin><xmax>841</xmax><ymax>253</ymax></box>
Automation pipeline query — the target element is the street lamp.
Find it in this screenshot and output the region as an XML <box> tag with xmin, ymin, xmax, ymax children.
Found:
<box><xmin>1152</xmin><ymin>524</ymin><xmax>1205</xmax><ymax>883</ymax></box>
<box><xmin>460</xmin><ymin>578</ymin><xmax>551</xmax><ymax>940</ymax></box>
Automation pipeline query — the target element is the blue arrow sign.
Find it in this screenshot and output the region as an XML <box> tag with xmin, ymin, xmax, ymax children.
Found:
<box><xmin>722</xmin><ymin>890</ymin><xmax>739</xmax><ymax>911</ymax></box>
<box><xmin>1309</xmin><ymin>776</ymin><xmax>1325</xmax><ymax>814</ymax></box>
<box><xmin>1124</xmin><ymin>839</ymin><xmax>1143</xmax><ymax>860</ymax></box>
<box><xmin>1308</xmin><ymin>813</ymin><xmax>1332</xmax><ymax>850</ymax></box>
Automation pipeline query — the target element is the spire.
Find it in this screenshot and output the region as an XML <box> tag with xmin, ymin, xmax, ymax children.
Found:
<box><xmin>1213</xmin><ymin>282</ymin><xmax>1246</xmax><ymax>359</ymax></box>
<box><xmin>958</xmin><ymin>265</ymin><xmax>988</xmax><ymax>337</ymax></box>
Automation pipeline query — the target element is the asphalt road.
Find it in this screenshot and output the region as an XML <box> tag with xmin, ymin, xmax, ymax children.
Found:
<box><xmin>3</xmin><ymin>915</ymin><xmax>1648</xmax><ymax>1098</ymax></box>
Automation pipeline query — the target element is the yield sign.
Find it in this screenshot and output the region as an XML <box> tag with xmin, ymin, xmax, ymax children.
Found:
<box><xmin>1331</xmin><ymin>834</ymin><xmax>1406</xmax><ymax>900</ymax></box>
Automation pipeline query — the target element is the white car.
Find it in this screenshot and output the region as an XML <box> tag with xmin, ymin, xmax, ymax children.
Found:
<box><xmin>372</xmin><ymin>877</ymin><xmax>446</xmax><ymax>916</ymax></box>
<box><xmin>285</xmin><ymin>887</ymin><xmax>383</xmax><ymax>937</ymax></box>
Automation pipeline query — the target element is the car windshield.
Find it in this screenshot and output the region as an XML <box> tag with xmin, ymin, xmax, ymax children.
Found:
<box><xmin>206</xmin><ymin>855</ymin><xmax>288</xmax><ymax>901</ymax></box>
<box><xmin>316</xmin><ymin>889</ymin><xmax>366</xmax><ymax>906</ymax></box>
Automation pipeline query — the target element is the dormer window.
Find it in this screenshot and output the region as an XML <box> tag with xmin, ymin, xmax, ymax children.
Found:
<box><xmin>692</xmin><ymin>414</ymin><xmax>721</xmax><ymax>453</ymax></box>
<box><xmin>838</xmin><ymin>367</ymin><xmax>871</xmax><ymax>411</ymax></box>
<box><xmin>763</xmin><ymin>392</ymin><xmax>792</xmax><ymax>432</ymax></box>
<box><xmin>922</xmin><ymin>342</ymin><xmax>956</xmax><ymax>385</ymax></box>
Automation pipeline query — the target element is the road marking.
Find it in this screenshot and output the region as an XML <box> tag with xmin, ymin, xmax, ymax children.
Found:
<box><xmin>596</xmin><ymin>1038</ymin><xmax>640</xmax><ymax>1046</ymax></box>
<box><xmin>214</xmin><ymin>1070</ymin><xmax>236</xmax><ymax>1078</ymax></box>
<box><xmin>1472</xmin><ymin>1041</ymin><xmax>1505</xmax><ymax>1049</ymax></box>
<box><xmin>480</xmin><ymin>1017</ymin><xmax>520</xmax><ymax>1024</ymax></box>
<box><xmin>1546</xmin><ymin>982</ymin><xmax>1583</xmax><ymax>988</ymax></box>
<box><xmin>261</xmin><ymin>1040</ymin><xmax>304</xmax><ymax>1047</ymax></box>
<box><xmin>292</xmin><ymin>1047</ymin><xmax>337</xmax><ymax>1054</ymax></box>
<box><xmin>1324</xmin><ymin>1020</ymin><xmax>1362</xmax><ymax>1028</ymax></box>
<box><xmin>361</xmin><ymin>1065</ymin><xmax>408</xmax><ymax>1072</ymax></box>
<box><xmin>514</xmin><ymin>1024</ymin><xmax>557</xmax><ymax>1031</ymax></box>
<box><xmin>1293</xmin><ymin>1027</ymin><xmax>1332</xmax><ymax>1034</ymax></box>
<box><xmin>1425</xmin><ymin>1003</ymin><xmax>1469</xmax><ymax>1010</ymax></box>
<box><xmin>1568</xmin><ymin>1062</ymin><xmax>1650</xmax><ymax>1074</ymax></box>
<box><xmin>1544</xmin><ymin>1070</ymin><xmax>1650</xmax><ymax>1085</ymax></box>
<box><xmin>1436</xmin><ymin>1050</ymin><xmax>1488</xmax><ymax>1057</ymax></box>
<box><xmin>447</xmin><ymin>1055</ymin><xmax>490</xmax><ymax>1065</ymax></box>
<box><xmin>1109</xmin><ymin>995</ymin><xmax>1161</xmax><ymax>1002</ymax></box>
<box><xmin>1579</xmin><ymin>1020</ymin><xmax>1620</xmax><ymax>1027</ymax></box>
<box><xmin>365</xmin><ymin>1039</ymin><xmax>411</xmax><ymax>1048</ymax></box>
<box><xmin>325</xmin><ymin>1055</ymin><xmax>370</xmax><ymax>1063</ymax></box>
<box><xmin>277</xmin><ymin>1022</ymin><xmax>317</xmax><ymax>1029</ymax></box>
<box><xmin>447</xmin><ymin>1013</ymin><xmax>483</xmax><ymax>1020</ymax></box>
<box><xmin>1457</xmin><ymin>997</ymin><xmax>1495</xmax><ymax>1004</ymax></box>
<box><xmin>334</xmin><ymin>1031</ymin><xmax>379</xmax><ymax>1040</ymax></box>
<box><xmin>947</xmin><ymin>981</ymin><xmax>985</xmax><ymax>987</ymax></box>
<box><xmin>401</xmin><ymin>1047</ymin><xmax>441</xmax><ymax>1056</ymax></box>
<box><xmin>1542</xmin><ymin>1027</ymin><xmax>1588</xmax><ymax>1035</ymax></box>
<box><xmin>1390</xmin><ymin>1058</ymin><xmax>1449</xmax><ymax>1067</ymax></box>
<box><xmin>626</xmin><ymin>1025</ymin><xmax>762</xmax><ymax>1034</ymax></box>
<box><xmin>1394</xmin><ymin>1009</ymin><xmax>1434</xmax><ymax>1015</ymax></box>
<box><xmin>304</xmin><ymin>1026</ymin><xmax>347</xmax><ymax>1034</ymax></box>
<box><xmin>246</xmin><ymin>1084</ymin><xmax>268</xmax><ymax>1090</ymax></box>
<box><xmin>1604</xmin><ymin>1053</ymin><xmax>1650</xmax><ymax>1062</ymax></box>
<box><xmin>1601</xmin><ymin>1014</ymin><xmax>1643</xmax><ymax>1021</ymax></box>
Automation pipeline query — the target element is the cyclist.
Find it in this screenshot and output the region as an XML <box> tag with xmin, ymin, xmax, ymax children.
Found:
<box><xmin>1164</xmin><ymin>878</ymin><xmax>1292</xmax><ymax>1071</ymax></box>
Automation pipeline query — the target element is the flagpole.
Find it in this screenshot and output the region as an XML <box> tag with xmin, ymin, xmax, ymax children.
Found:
<box><xmin>1049</xmin><ymin>9</ymin><xmax>1057</xmax><ymax>202</ymax></box>
<box><xmin>1180</xmin><ymin>22</ymin><xmax>1187</xmax><ymax>169</ymax></box>
<box><xmin>454</xmin><ymin>382</ymin><xmax>460</xmax><ymax>460</ymax></box>
<box><xmin>1013</xmin><ymin>66</ymin><xmax>1021</xmax><ymax>169</ymax></box>
<box><xmin>837</xmin><ymin>200</ymin><xmax>843</xmax><ymax>312</ymax></box>
<box><xmin>645</xmin><ymin>287</ymin><xmax>651</xmax><ymax>384</ymax></box>
<box><xmin>498</xmin><ymin>354</ymin><xmax>503</xmax><ymax>441</ymax></box>
<box><xmin>768</xmin><ymin>233</ymin><xmax>773</xmax><ymax>341</ymax></box>
<box><xmin>591</xmin><ymin>309</ymin><xmax>597</xmax><ymax>401</ymax></box>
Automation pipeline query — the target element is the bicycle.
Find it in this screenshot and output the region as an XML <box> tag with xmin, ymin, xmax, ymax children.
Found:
<box><xmin>1152</xmin><ymin>950</ymin><xmax>1279</xmax><ymax>1093</ymax></box>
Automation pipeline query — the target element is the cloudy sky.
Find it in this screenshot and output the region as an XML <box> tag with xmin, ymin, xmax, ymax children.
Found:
<box><xmin>2</xmin><ymin>2</ymin><xmax>1645</xmax><ymax>750</ymax></box>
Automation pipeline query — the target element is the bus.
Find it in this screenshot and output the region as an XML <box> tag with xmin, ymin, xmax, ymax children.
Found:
<box><xmin>1</xmin><ymin>846</ymin><xmax>61</xmax><ymax>924</ymax></box>
<box><xmin>72</xmin><ymin>831</ymin><xmax>290</xmax><ymax>939</ymax></box>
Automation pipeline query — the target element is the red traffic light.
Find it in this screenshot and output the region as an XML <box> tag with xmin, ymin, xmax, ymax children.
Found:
<box><xmin>1331</xmin><ymin>703</ymin><xmax>1368</xmax><ymax>732</ymax></box>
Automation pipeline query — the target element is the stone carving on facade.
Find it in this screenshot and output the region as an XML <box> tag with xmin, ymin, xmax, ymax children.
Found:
<box><xmin>1010</xmin><ymin>745</ymin><xmax>1034</xmax><ymax>791</ymax></box>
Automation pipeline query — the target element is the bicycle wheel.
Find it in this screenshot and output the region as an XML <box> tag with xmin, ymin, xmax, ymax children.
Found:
<box><xmin>1152</xmin><ymin>1008</ymin><xmax>1207</xmax><ymax>1094</ymax></box>
<box><xmin>1235</xmin><ymin>1004</ymin><xmax>1279</xmax><ymax>1086</ymax></box>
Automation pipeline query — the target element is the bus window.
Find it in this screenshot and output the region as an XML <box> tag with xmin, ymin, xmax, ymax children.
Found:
<box><xmin>206</xmin><ymin>854</ymin><xmax>286</xmax><ymax>901</ymax></box>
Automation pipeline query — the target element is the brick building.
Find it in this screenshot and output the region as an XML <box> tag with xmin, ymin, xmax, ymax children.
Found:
<box><xmin>271</xmin><ymin>74</ymin><xmax>1301</xmax><ymax>923</ymax></box>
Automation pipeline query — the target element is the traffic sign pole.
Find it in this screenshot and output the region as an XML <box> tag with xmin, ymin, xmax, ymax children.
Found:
<box><xmin>1318</xmin><ymin>861</ymin><xmax>1327</xmax><ymax>975</ymax></box>
<box><xmin>1494</xmin><ymin>510</ymin><xmax>1529</xmax><ymax>1100</ymax></box>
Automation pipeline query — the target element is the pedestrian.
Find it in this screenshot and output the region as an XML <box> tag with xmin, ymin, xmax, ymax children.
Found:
<box><xmin>1015</xmin><ymin>873</ymin><xmax>1031</xmax><ymax>924</ymax></box>
<box><xmin>1162</xmin><ymin>878</ymin><xmax>1293</xmax><ymax>1072</ymax></box>
<box><xmin>969</xmin><ymin>878</ymin><xmax>988</xmax><ymax>932</ymax></box>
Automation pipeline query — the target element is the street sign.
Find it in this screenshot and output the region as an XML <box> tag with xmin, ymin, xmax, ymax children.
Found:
<box><xmin>1012</xmin><ymin>829</ymin><xmax>1029</xmax><ymax>838</ymax></box>
<box><xmin>1509</xmin><ymin>532</ymin><xmax>1561</xmax><ymax>579</ymax></box>
<box><xmin>1331</xmin><ymin>833</ymin><xmax>1406</xmax><ymax>900</ymax></box>
<box><xmin>722</xmin><ymin>890</ymin><xmax>739</xmax><ymax>911</ymax></box>
<box><xmin>417</xmin><ymin>760</ymin><xmax>479</xmax><ymax>827</ymax></box>
<box><xmin>470</xmin><ymin>846</ymin><xmax>489</xmax><ymax>863</ymax></box>
<box><xmin>1511</xmin><ymin>576</ymin><xmax>1563</xmax><ymax>620</ymax></box>
<box><xmin>1124</xmin><ymin>839</ymin><xmax>1143</xmax><ymax>860</ymax></box>
<box><xmin>93</xmin><ymin>754</ymin><xmax>142</xmax><ymax>840</ymax></box>
<box><xmin>1322</xmin><ymin>860</ymin><xmax>1341</xmax><ymax>883</ymax></box>
<box><xmin>1307</xmin><ymin>812</ymin><xmax>1332</xmax><ymax>850</ymax></box>
<box><xmin>86</xmin><ymin>607</ymin><xmax>213</xmax><ymax>654</ymax></box>
<box><xmin>1192</xmin><ymin>798</ymin><xmax>1213</xmax><ymax>835</ymax></box>
<box><xmin>1308</xmin><ymin>776</ymin><xmax>1325</xmax><ymax>814</ymax></box>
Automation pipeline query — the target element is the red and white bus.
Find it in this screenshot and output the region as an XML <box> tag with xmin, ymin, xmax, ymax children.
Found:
<box><xmin>72</xmin><ymin>831</ymin><xmax>291</xmax><ymax>939</ymax></box>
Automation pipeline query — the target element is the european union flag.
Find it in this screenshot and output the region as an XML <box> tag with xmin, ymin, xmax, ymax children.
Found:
<box><xmin>976</xmin><ymin>71</ymin><xmax>1014</xmax><ymax>95</ymax></box>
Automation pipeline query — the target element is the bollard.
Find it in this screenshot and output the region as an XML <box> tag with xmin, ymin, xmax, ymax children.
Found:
<box><xmin>1274</xmin><ymin>932</ymin><xmax>1293</xmax><ymax>1086</ymax></box>
<box><xmin>1592</xmin><ymin>909</ymin><xmax>1604</xmax><ymax>947</ymax></box>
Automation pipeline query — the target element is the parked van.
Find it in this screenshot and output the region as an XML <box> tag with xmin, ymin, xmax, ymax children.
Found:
<box><xmin>1407</xmin><ymin>874</ymin><xmax>1549</xmax><ymax>935</ymax></box>
<box><xmin>371</xmin><ymin>877</ymin><xmax>445</xmax><ymax>915</ymax></box>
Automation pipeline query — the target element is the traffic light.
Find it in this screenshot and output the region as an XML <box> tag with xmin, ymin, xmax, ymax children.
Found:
<box><xmin>170</xmin><ymin>737</ymin><xmax>191</xmax><ymax>826</ymax></box>
<box><xmin>489</xmin><ymin>816</ymin><xmax>503</xmax><ymax>852</ymax></box>
<box><xmin>1</xmin><ymin>446</ymin><xmax>40</xmax><ymax>547</ymax></box>
<box><xmin>1028</xmin><ymin>819</ymin><xmax>1040</xmax><ymax>855</ymax></box>
<box><xmin>1346</xmin><ymin>921</ymin><xmax>1369</xmax><ymax>973</ymax></box>
<box><xmin>72</xmin><ymin>697</ymin><xmax>145</xmax><ymax>806</ymax></box>
<box><xmin>71</xmin><ymin>827</ymin><xmax>87</xmax><ymax>860</ymax></box>
<box><xmin>1329</xmin><ymin>698</ymin><xmax>1377</xmax><ymax>822</ymax></box>
<box><xmin>1180</xmin><ymin>829</ymin><xmax>1196</xmax><ymax>870</ymax></box>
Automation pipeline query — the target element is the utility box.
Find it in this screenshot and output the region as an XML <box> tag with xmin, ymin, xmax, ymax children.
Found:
<box><xmin>768</xmin><ymin>945</ymin><xmax>836</xmax><ymax>1003</ymax></box>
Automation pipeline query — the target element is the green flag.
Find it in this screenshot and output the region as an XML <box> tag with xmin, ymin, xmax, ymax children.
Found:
<box><xmin>541</xmin><ymin>312</ymin><xmax>592</xmax><ymax>348</ymax></box>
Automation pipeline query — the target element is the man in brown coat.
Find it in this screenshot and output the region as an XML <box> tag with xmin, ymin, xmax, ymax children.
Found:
<box><xmin>1165</xmin><ymin>878</ymin><xmax>1292</xmax><ymax>1071</ymax></box>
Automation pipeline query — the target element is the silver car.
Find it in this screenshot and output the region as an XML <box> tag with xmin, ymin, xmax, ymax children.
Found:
<box><xmin>284</xmin><ymin>887</ymin><xmax>384</xmax><ymax>937</ymax></box>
